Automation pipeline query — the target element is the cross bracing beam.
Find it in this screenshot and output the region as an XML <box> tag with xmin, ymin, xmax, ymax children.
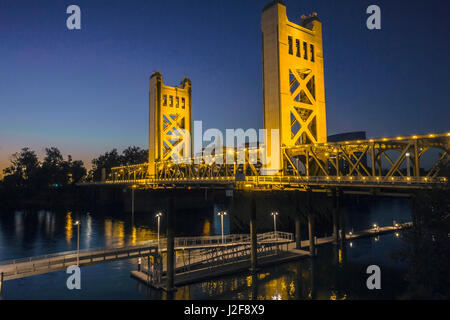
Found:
<box><xmin>105</xmin><ymin>132</ymin><xmax>450</xmax><ymax>190</ymax></box>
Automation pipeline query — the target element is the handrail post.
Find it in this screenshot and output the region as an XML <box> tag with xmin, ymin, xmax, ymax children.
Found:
<box><xmin>250</xmin><ymin>195</ymin><xmax>258</xmax><ymax>272</ymax></box>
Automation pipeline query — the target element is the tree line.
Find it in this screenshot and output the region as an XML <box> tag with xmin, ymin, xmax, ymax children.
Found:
<box><xmin>0</xmin><ymin>146</ymin><xmax>148</xmax><ymax>204</ymax></box>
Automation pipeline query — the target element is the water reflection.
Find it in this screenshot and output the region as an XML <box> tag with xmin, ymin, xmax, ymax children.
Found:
<box><xmin>202</xmin><ymin>220</ymin><xmax>211</xmax><ymax>236</ymax></box>
<box><xmin>0</xmin><ymin>198</ymin><xmax>411</xmax><ymax>299</ymax></box>
<box><xmin>65</xmin><ymin>212</ymin><xmax>73</xmax><ymax>244</ymax></box>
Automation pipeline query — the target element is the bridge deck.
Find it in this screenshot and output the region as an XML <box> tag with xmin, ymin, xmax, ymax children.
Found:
<box><xmin>0</xmin><ymin>232</ymin><xmax>292</xmax><ymax>281</ymax></box>
<box><xmin>131</xmin><ymin>222</ymin><xmax>411</xmax><ymax>288</ymax></box>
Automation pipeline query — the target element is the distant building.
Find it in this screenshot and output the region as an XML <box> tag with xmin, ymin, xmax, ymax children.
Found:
<box><xmin>327</xmin><ymin>131</ymin><xmax>366</xmax><ymax>142</ymax></box>
<box><xmin>327</xmin><ymin>131</ymin><xmax>367</xmax><ymax>175</ymax></box>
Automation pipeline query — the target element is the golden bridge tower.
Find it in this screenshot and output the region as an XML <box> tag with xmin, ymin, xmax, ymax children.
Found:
<box><xmin>261</xmin><ymin>1</ymin><xmax>327</xmax><ymax>173</ymax></box>
<box><xmin>148</xmin><ymin>72</ymin><xmax>193</xmax><ymax>175</ymax></box>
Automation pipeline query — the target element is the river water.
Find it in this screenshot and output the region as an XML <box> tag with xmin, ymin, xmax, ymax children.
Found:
<box><xmin>0</xmin><ymin>197</ymin><xmax>412</xmax><ymax>300</ymax></box>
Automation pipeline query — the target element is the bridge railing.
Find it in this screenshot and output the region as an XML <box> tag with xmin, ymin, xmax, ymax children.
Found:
<box><xmin>102</xmin><ymin>173</ymin><xmax>447</xmax><ymax>187</ymax></box>
<box><xmin>0</xmin><ymin>239</ymin><xmax>159</xmax><ymax>267</ymax></box>
<box><xmin>245</xmin><ymin>175</ymin><xmax>447</xmax><ymax>186</ymax></box>
<box><xmin>0</xmin><ymin>232</ymin><xmax>294</xmax><ymax>267</ymax></box>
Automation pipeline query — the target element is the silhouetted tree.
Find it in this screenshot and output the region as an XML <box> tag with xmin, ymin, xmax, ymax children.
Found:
<box><xmin>41</xmin><ymin>147</ymin><xmax>66</xmax><ymax>186</ymax></box>
<box><xmin>122</xmin><ymin>146</ymin><xmax>148</xmax><ymax>165</ymax></box>
<box><xmin>2</xmin><ymin>147</ymin><xmax>40</xmax><ymax>190</ymax></box>
<box><xmin>89</xmin><ymin>146</ymin><xmax>147</xmax><ymax>181</ymax></box>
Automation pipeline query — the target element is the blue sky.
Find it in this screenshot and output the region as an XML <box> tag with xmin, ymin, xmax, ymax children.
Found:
<box><xmin>0</xmin><ymin>0</ymin><xmax>449</xmax><ymax>171</ymax></box>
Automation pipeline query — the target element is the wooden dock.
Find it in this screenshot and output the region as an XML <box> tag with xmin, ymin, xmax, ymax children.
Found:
<box><xmin>131</xmin><ymin>222</ymin><xmax>412</xmax><ymax>288</ymax></box>
<box><xmin>0</xmin><ymin>244</ymin><xmax>158</xmax><ymax>281</ymax></box>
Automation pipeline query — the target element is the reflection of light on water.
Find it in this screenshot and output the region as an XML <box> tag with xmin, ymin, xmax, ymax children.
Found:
<box><xmin>289</xmin><ymin>281</ymin><xmax>295</xmax><ymax>297</ymax></box>
<box><xmin>203</xmin><ymin>220</ymin><xmax>211</xmax><ymax>236</ymax></box>
<box><xmin>38</xmin><ymin>211</ymin><xmax>44</xmax><ymax>228</ymax></box>
<box><xmin>131</xmin><ymin>227</ymin><xmax>137</xmax><ymax>245</ymax></box>
<box><xmin>200</xmin><ymin>279</ymin><xmax>226</xmax><ymax>296</ymax></box>
<box><xmin>116</xmin><ymin>222</ymin><xmax>124</xmax><ymax>247</ymax></box>
<box><xmin>246</xmin><ymin>275</ymin><xmax>252</xmax><ymax>287</ymax></box>
<box><xmin>65</xmin><ymin>212</ymin><xmax>73</xmax><ymax>244</ymax></box>
<box><xmin>264</xmin><ymin>277</ymin><xmax>289</xmax><ymax>300</ymax></box>
<box><xmin>104</xmin><ymin>219</ymin><xmax>157</xmax><ymax>247</ymax></box>
<box><xmin>130</xmin><ymin>227</ymin><xmax>156</xmax><ymax>244</ymax></box>
<box><xmin>330</xmin><ymin>290</ymin><xmax>347</xmax><ymax>300</ymax></box>
<box><xmin>338</xmin><ymin>248</ymin><xmax>343</xmax><ymax>264</ymax></box>
<box><xmin>15</xmin><ymin>211</ymin><xmax>24</xmax><ymax>239</ymax></box>
<box><xmin>174</xmin><ymin>285</ymin><xmax>191</xmax><ymax>300</ymax></box>
<box><xmin>259</xmin><ymin>272</ymin><xmax>269</xmax><ymax>280</ymax></box>
<box><xmin>85</xmin><ymin>214</ymin><xmax>92</xmax><ymax>248</ymax></box>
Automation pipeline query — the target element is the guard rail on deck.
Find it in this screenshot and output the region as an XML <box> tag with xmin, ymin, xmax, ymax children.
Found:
<box><xmin>0</xmin><ymin>232</ymin><xmax>293</xmax><ymax>267</ymax></box>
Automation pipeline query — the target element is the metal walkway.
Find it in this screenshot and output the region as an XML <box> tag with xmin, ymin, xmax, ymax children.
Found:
<box><xmin>0</xmin><ymin>231</ymin><xmax>293</xmax><ymax>282</ymax></box>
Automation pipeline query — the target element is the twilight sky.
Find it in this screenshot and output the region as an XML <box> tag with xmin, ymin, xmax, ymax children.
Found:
<box><xmin>0</xmin><ymin>0</ymin><xmax>449</xmax><ymax>173</ymax></box>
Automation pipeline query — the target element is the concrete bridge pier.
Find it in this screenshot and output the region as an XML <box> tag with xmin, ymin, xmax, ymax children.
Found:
<box><xmin>308</xmin><ymin>213</ymin><xmax>316</xmax><ymax>256</ymax></box>
<box><xmin>309</xmin><ymin>258</ymin><xmax>316</xmax><ymax>299</ymax></box>
<box><xmin>295</xmin><ymin>264</ymin><xmax>303</xmax><ymax>299</ymax></box>
<box><xmin>0</xmin><ymin>272</ymin><xmax>3</xmax><ymax>295</ymax></box>
<box><xmin>165</xmin><ymin>196</ymin><xmax>176</xmax><ymax>292</ymax></box>
<box><xmin>307</xmin><ymin>192</ymin><xmax>316</xmax><ymax>256</ymax></box>
<box><xmin>251</xmin><ymin>273</ymin><xmax>259</xmax><ymax>300</ymax></box>
<box><xmin>295</xmin><ymin>196</ymin><xmax>302</xmax><ymax>249</ymax></box>
<box><xmin>295</xmin><ymin>217</ymin><xmax>302</xmax><ymax>249</ymax></box>
<box><xmin>332</xmin><ymin>189</ymin><xmax>340</xmax><ymax>244</ymax></box>
<box><xmin>250</xmin><ymin>195</ymin><xmax>258</xmax><ymax>272</ymax></box>
<box><xmin>339</xmin><ymin>204</ymin><xmax>346</xmax><ymax>246</ymax></box>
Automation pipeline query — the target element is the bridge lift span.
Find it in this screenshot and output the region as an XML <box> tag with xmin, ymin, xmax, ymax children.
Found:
<box><xmin>102</xmin><ymin>2</ymin><xmax>449</xmax><ymax>193</ymax></box>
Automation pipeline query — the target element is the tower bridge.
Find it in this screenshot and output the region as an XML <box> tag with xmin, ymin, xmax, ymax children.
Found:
<box><xmin>98</xmin><ymin>2</ymin><xmax>449</xmax><ymax>193</ymax></box>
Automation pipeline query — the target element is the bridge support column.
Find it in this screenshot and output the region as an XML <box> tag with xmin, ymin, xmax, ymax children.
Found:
<box><xmin>165</xmin><ymin>197</ymin><xmax>176</xmax><ymax>292</ymax></box>
<box><xmin>309</xmin><ymin>258</ymin><xmax>316</xmax><ymax>299</ymax></box>
<box><xmin>308</xmin><ymin>213</ymin><xmax>315</xmax><ymax>256</ymax></box>
<box><xmin>131</xmin><ymin>187</ymin><xmax>135</xmax><ymax>226</ymax></box>
<box><xmin>339</xmin><ymin>206</ymin><xmax>346</xmax><ymax>246</ymax></box>
<box><xmin>332</xmin><ymin>189</ymin><xmax>340</xmax><ymax>244</ymax></box>
<box><xmin>250</xmin><ymin>196</ymin><xmax>258</xmax><ymax>272</ymax></box>
<box><xmin>0</xmin><ymin>272</ymin><xmax>3</xmax><ymax>295</ymax></box>
<box><xmin>295</xmin><ymin>217</ymin><xmax>301</xmax><ymax>249</ymax></box>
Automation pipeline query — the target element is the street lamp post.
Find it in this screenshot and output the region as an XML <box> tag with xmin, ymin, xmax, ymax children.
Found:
<box><xmin>271</xmin><ymin>212</ymin><xmax>279</xmax><ymax>253</ymax></box>
<box><xmin>131</xmin><ymin>186</ymin><xmax>135</xmax><ymax>217</ymax></box>
<box><xmin>271</xmin><ymin>212</ymin><xmax>279</xmax><ymax>239</ymax></box>
<box><xmin>74</xmin><ymin>220</ymin><xmax>81</xmax><ymax>266</ymax></box>
<box><xmin>406</xmin><ymin>152</ymin><xmax>411</xmax><ymax>179</ymax></box>
<box><xmin>155</xmin><ymin>212</ymin><xmax>163</xmax><ymax>253</ymax></box>
<box><xmin>217</xmin><ymin>211</ymin><xmax>227</xmax><ymax>244</ymax></box>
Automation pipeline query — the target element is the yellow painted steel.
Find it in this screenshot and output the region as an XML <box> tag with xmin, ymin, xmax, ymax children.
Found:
<box><xmin>261</xmin><ymin>2</ymin><xmax>327</xmax><ymax>173</ymax></box>
<box><xmin>148</xmin><ymin>72</ymin><xmax>192</xmax><ymax>175</ymax></box>
<box><xmin>102</xmin><ymin>4</ymin><xmax>449</xmax><ymax>192</ymax></box>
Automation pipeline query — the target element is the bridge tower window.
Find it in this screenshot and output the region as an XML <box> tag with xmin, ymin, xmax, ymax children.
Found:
<box><xmin>163</xmin><ymin>95</ymin><xmax>167</xmax><ymax>106</ymax></box>
<box><xmin>303</xmin><ymin>41</ymin><xmax>308</xmax><ymax>60</ymax></box>
<box><xmin>310</xmin><ymin>44</ymin><xmax>315</xmax><ymax>62</ymax></box>
<box><xmin>288</xmin><ymin>36</ymin><xmax>293</xmax><ymax>55</ymax></box>
<box><xmin>296</xmin><ymin>39</ymin><xmax>300</xmax><ymax>57</ymax></box>
<box><xmin>169</xmin><ymin>95</ymin><xmax>173</xmax><ymax>107</ymax></box>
